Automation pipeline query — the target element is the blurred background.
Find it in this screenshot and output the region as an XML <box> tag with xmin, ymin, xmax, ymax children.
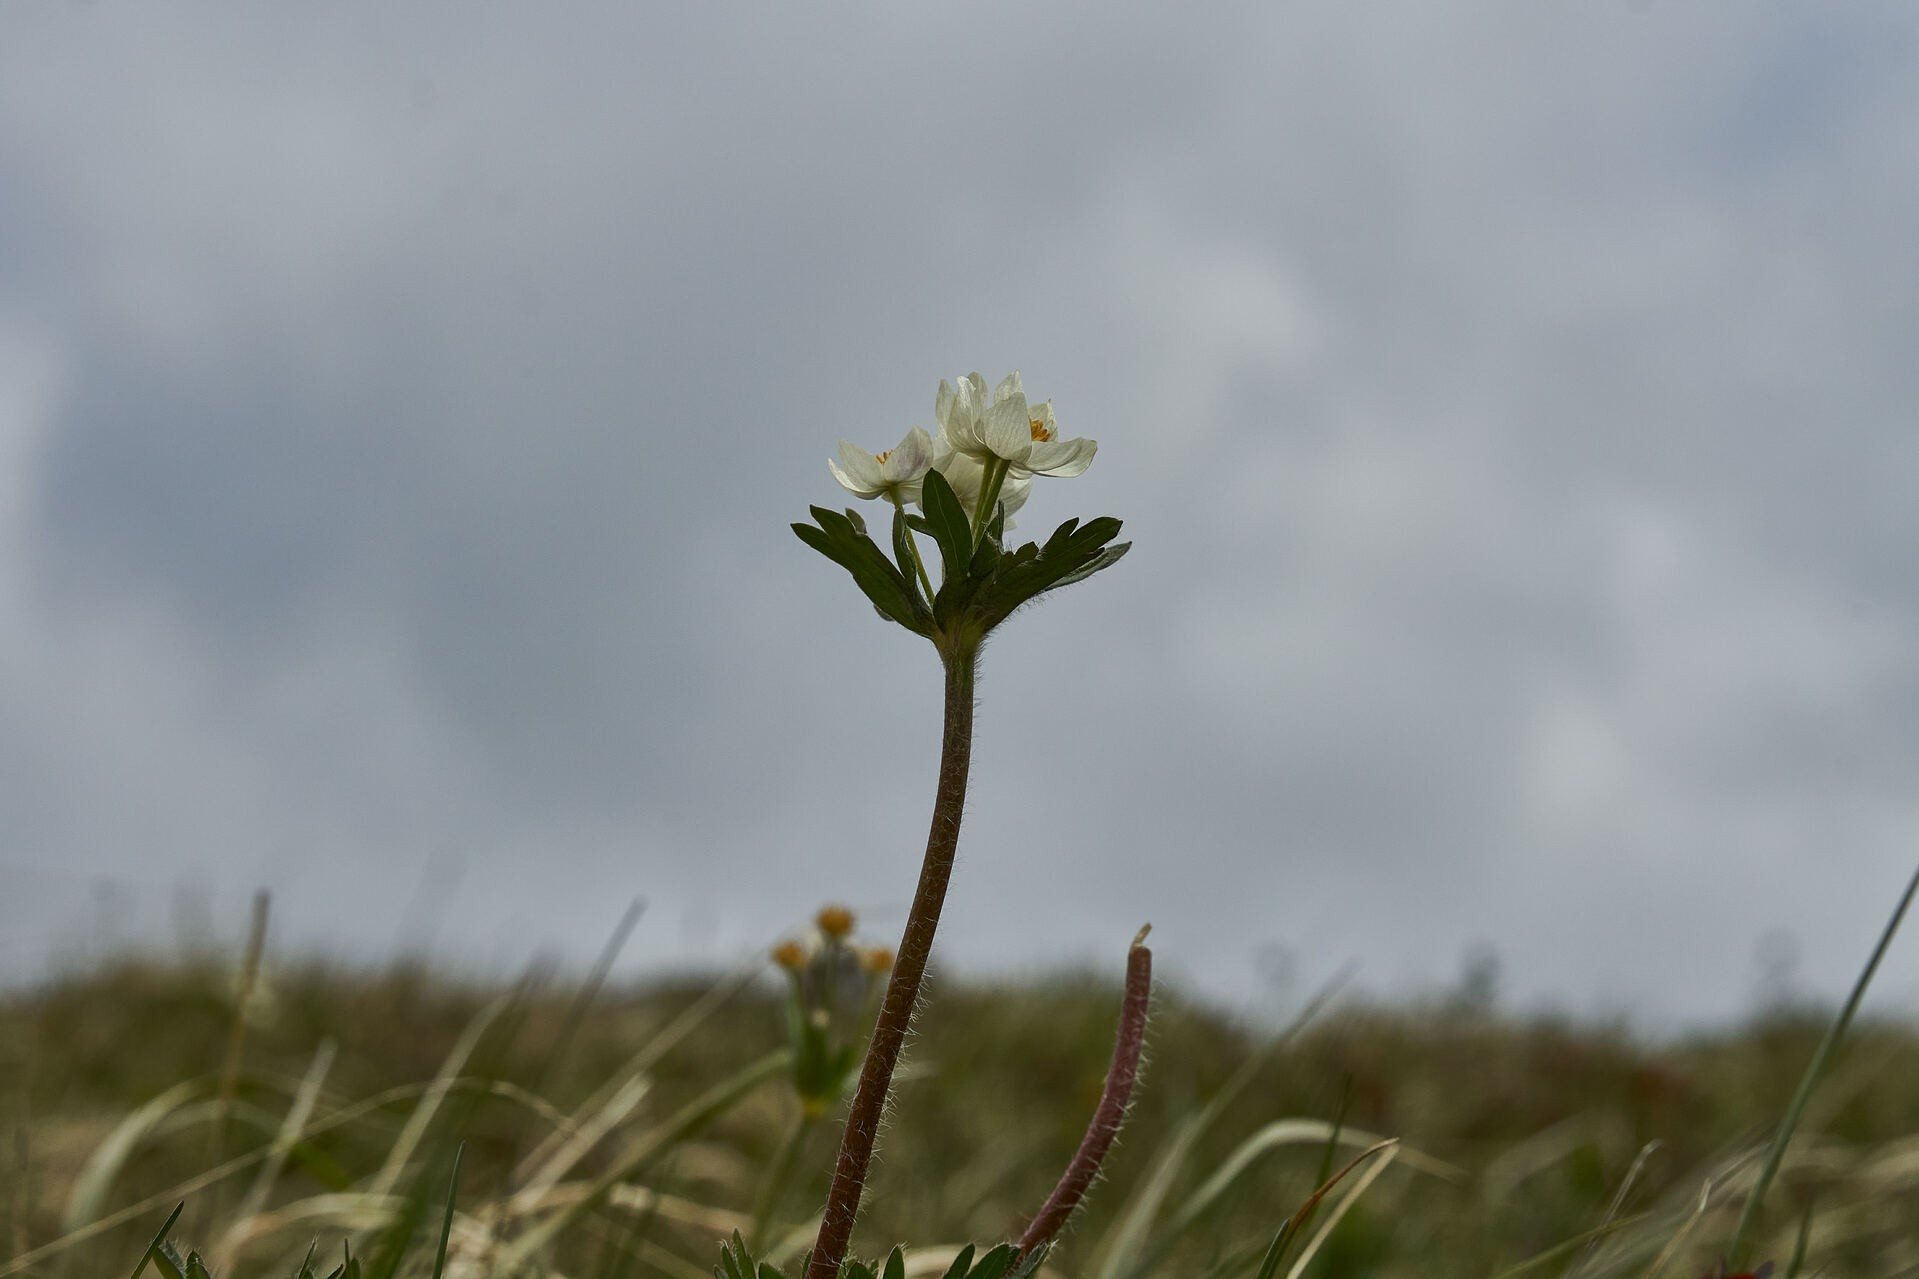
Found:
<box><xmin>2</xmin><ymin>1</ymin><xmax>1916</xmax><ymax>1027</ymax></box>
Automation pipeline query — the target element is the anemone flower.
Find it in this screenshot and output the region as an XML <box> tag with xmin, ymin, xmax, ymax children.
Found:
<box><xmin>827</xmin><ymin>427</ymin><xmax>937</xmax><ymax>504</ymax></box>
<box><xmin>935</xmin><ymin>371</ymin><xmax>1096</xmax><ymax>478</ymax></box>
<box><xmin>929</xmin><ymin>448</ymin><xmax>1032</xmax><ymax>530</ymax></box>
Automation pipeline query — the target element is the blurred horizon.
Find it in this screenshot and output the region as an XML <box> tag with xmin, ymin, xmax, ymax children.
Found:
<box><xmin>1</xmin><ymin>869</ymin><xmax>1886</xmax><ymax>1040</ymax></box>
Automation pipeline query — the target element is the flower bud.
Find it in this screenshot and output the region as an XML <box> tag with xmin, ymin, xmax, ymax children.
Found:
<box><xmin>815</xmin><ymin>904</ymin><xmax>857</xmax><ymax>939</ymax></box>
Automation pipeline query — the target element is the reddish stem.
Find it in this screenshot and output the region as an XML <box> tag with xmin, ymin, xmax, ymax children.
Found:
<box><xmin>1017</xmin><ymin>926</ymin><xmax>1154</xmax><ymax>1256</ymax></box>
<box><xmin>806</xmin><ymin>645</ymin><xmax>977</xmax><ymax>1279</ymax></box>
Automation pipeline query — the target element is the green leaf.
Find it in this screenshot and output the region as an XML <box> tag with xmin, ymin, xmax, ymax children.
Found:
<box><xmin>939</xmin><ymin>1246</ymin><xmax>976</xmax><ymax>1279</ymax></box>
<box><xmin>1045</xmin><ymin>541</ymin><xmax>1130</xmax><ymax>593</ymax></box>
<box><xmin>150</xmin><ymin>1242</ymin><xmax>188</xmax><ymax>1279</ymax></box>
<box><xmin>757</xmin><ymin>1264</ymin><xmax>787</xmax><ymax>1279</ymax></box>
<box><xmin>184</xmin><ymin>1253</ymin><xmax>215</xmax><ymax>1279</ymax></box>
<box><xmin>324</xmin><ymin>1242</ymin><xmax>361</xmax><ymax>1279</ymax></box>
<box><xmin>129</xmin><ymin>1204</ymin><xmax>185</xmax><ymax>1279</ymax></box>
<box><xmin>891</xmin><ymin>506</ymin><xmax>925</xmax><ymax>598</ymax></box>
<box><xmin>931</xmin><ymin>572</ymin><xmax>976</xmax><ymax>633</ymax></box>
<box><xmin>882</xmin><ymin>1246</ymin><xmax>908</xmax><ymax>1279</ymax></box>
<box><xmin>920</xmin><ymin>469</ymin><xmax>974</xmax><ymax>580</ymax></box>
<box><xmin>967</xmin><ymin>1244</ymin><xmax>1019</xmax><ymax>1279</ymax></box>
<box><xmin>967</xmin><ymin>524</ymin><xmax>1001</xmax><ymax>580</ymax></box>
<box><xmin>793</xmin><ymin>511</ymin><xmax>933</xmax><ymax>637</ymax></box>
<box><xmin>972</xmin><ymin>516</ymin><xmax>1128</xmax><ymax>633</ymax></box>
<box><xmin>716</xmin><ymin>1231</ymin><xmax>750</xmax><ymax>1279</ymax></box>
<box><xmin>429</xmin><ymin>1143</ymin><xmax>464</xmax><ymax>1279</ymax></box>
<box><xmin>1007</xmin><ymin>1243</ymin><xmax>1051</xmax><ymax>1279</ymax></box>
<box><xmin>840</xmin><ymin>1263</ymin><xmax>877</xmax><ymax>1279</ymax></box>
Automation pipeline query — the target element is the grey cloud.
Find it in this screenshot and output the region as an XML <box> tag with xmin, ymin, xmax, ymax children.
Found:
<box><xmin>1</xmin><ymin>2</ymin><xmax>1915</xmax><ymax>1022</ymax></box>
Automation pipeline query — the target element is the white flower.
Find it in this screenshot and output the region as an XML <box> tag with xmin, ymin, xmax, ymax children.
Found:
<box><xmin>928</xmin><ymin>448</ymin><xmax>1032</xmax><ymax>530</ymax></box>
<box><xmin>828</xmin><ymin>427</ymin><xmax>938</xmax><ymax>504</ymax></box>
<box><xmin>935</xmin><ymin>371</ymin><xmax>1096</xmax><ymax>478</ymax></box>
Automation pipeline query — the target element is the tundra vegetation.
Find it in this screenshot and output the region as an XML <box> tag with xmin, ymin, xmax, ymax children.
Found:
<box><xmin>1</xmin><ymin>374</ymin><xmax>1913</xmax><ymax>1278</ymax></box>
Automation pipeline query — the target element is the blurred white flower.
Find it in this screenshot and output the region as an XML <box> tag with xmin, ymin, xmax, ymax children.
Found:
<box><xmin>935</xmin><ymin>371</ymin><xmax>1096</xmax><ymax>478</ymax></box>
<box><xmin>828</xmin><ymin>427</ymin><xmax>938</xmax><ymax>504</ymax></box>
<box><xmin>930</xmin><ymin>448</ymin><xmax>1031</xmax><ymax>530</ymax></box>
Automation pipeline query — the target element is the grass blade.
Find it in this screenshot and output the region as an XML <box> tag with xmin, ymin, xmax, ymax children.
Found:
<box><xmin>127</xmin><ymin>1203</ymin><xmax>184</xmax><ymax>1279</ymax></box>
<box><xmin>63</xmin><ymin>1083</ymin><xmax>205</xmax><ymax>1235</ymax></box>
<box><xmin>217</xmin><ymin>1038</ymin><xmax>337</xmax><ymax>1269</ymax></box>
<box><xmin>370</xmin><ymin>999</ymin><xmax>506</xmax><ymax>1197</ymax></box>
<box><xmin>1284</xmin><ymin>1141</ymin><xmax>1397</xmax><ymax>1279</ymax></box>
<box><xmin>1724</xmin><ymin>860</ymin><xmax>1919</xmax><ymax>1267</ymax></box>
<box><xmin>429</xmin><ymin>1143</ymin><xmax>465</xmax><ymax>1279</ymax></box>
<box><xmin>499</xmin><ymin>1048</ymin><xmax>789</xmax><ymax>1271</ymax></box>
<box><xmin>1092</xmin><ymin>975</ymin><xmax>1349</xmax><ymax>1279</ymax></box>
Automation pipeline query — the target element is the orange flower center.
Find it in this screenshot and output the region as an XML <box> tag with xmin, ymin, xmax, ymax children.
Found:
<box><xmin>1030</xmin><ymin>419</ymin><xmax>1053</xmax><ymax>443</ymax></box>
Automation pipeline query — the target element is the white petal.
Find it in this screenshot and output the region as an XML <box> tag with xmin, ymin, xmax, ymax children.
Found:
<box><xmin>992</xmin><ymin>371</ymin><xmax>1023</xmax><ymax>403</ymax></box>
<box><xmin>928</xmin><ymin>433</ymin><xmax>962</xmax><ymax>475</ymax></box>
<box><xmin>898</xmin><ymin>426</ymin><xmax>936</xmax><ymax>470</ymax></box>
<box><xmin>829</xmin><ymin>454</ymin><xmax>883</xmax><ymax>498</ymax></box>
<box><xmin>996</xmin><ymin>473</ymin><xmax>1032</xmax><ymax>528</ymax></box>
<box><xmin>934</xmin><ymin>454</ymin><xmax>983</xmax><ymax>504</ymax></box>
<box><xmin>849</xmin><ymin>437</ymin><xmax>898</xmax><ymax>480</ymax></box>
<box><xmin>1023</xmin><ymin>436</ymin><xmax>1097</xmax><ymax>477</ymax></box>
<box><xmin>881</xmin><ymin>426</ymin><xmax>936</xmax><ymax>481</ymax></box>
<box><xmin>941</xmin><ymin>390</ymin><xmax>994</xmax><ymax>458</ymax></box>
<box><xmin>982</xmin><ymin>391</ymin><xmax>1035</xmax><ymax>462</ymax></box>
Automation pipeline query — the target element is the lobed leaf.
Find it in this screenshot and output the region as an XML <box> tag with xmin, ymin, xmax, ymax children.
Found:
<box><xmin>966</xmin><ymin>1245</ymin><xmax>1019</xmax><ymax>1279</ymax></box>
<box><xmin>919</xmin><ymin>469</ymin><xmax>974</xmax><ymax>581</ymax></box>
<box><xmin>972</xmin><ymin>516</ymin><xmax>1128</xmax><ymax>634</ymax></box>
<box><xmin>794</xmin><ymin>510</ymin><xmax>934</xmax><ymax>637</ymax></box>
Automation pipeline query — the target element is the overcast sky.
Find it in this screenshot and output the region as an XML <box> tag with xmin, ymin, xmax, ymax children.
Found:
<box><xmin>2</xmin><ymin>2</ymin><xmax>1916</xmax><ymax>1026</ymax></box>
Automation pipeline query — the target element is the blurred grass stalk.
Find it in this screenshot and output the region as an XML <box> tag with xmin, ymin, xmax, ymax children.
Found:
<box><xmin>1723</xmin><ymin>860</ymin><xmax>1919</xmax><ymax>1269</ymax></box>
<box><xmin>199</xmin><ymin>890</ymin><xmax>271</xmax><ymax>1233</ymax></box>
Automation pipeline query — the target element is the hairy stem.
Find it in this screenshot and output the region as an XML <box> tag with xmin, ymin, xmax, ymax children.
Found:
<box><xmin>807</xmin><ymin>644</ymin><xmax>977</xmax><ymax>1278</ymax></box>
<box><xmin>1017</xmin><ymin>926</ymin><xmax>1154</xmax><ymax>1256</ymax></box>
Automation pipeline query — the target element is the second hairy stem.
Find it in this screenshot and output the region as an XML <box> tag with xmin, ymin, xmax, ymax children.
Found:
<box><xmin>806</xmin><ymin>643</ymin><xmax>978</xmax><ymax>1279</ymax></box>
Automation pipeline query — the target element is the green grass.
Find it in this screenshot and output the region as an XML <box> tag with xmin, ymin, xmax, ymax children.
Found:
<box><xmin>2</xmin><ymin>952</ymin><xmax>1916</xmax><ymax>1278</ymax></box>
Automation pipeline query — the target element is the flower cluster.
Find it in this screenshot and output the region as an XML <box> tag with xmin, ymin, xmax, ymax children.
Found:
<box><xmin>828</xmin><ymin>372</ymin><xmax>1096</xmax><ymax>531</ymax></box>
<box><xmin>797</xmin><ymin>370</ymin><xmax>1127</xmax><ymax>653</ymax></box>
<box><xmin>787</xmin><ymin>385</ymin><xmax>1136</xmax><ymax>1279</ymax></box>
<box><xmin>772</xmin><ymin>904</ymin><xmax>894</xmax><ymax>1116</ymax></box>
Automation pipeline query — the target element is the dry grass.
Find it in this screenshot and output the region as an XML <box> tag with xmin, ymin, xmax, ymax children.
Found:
<box><xmin>1</xmin><ymin>955</ymin><xmax>1915</xmax><ymax>1278</ymax></box>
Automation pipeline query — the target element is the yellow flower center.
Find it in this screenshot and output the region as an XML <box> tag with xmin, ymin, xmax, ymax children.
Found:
<box><xmin>1030</xmin><ymin>419</ymin><xmax>1053</xmax><ymax>443</ymax></box>
<box><xmin>874</xmin><ymin>448</ymin><xmax>893</xmax><ymax>463</ymax></box>
<box><xmin>816</xmin><ymin>904</ymin><xmax>856</xmax><ymax>938</ymax></box>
